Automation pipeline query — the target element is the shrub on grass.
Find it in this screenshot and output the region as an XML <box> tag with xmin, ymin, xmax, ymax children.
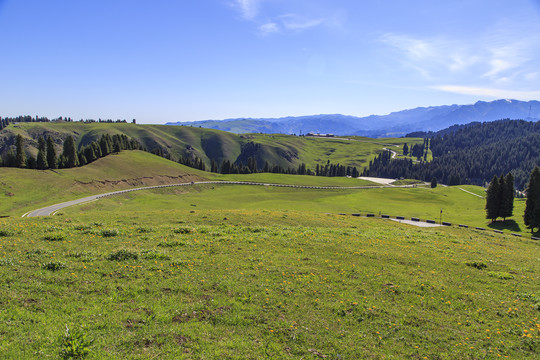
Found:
<box><xmin>106</xmin><ymin>250</ymin><xmax>138</xmax><ymax>261</ymax></box>
<box><xmin>172</xmin><ymin>227</ymin><xmax>194</xmax><ymax>234</ymax></box>
<box><xmin>42</xmin><ymin>261</ymin><xmax>65</xmax><ymax>271</ymax></box>
<box><xmin>44</xmin><ymin>234</ymin><xmax>65</xmax><ymax>241</ymax></box>
<box><xmin>465</xmin><ymin>261</ymin><xmax>487</xmax><ymax>270</ymax></box>
<box><xmin>100</xmin><ymin>229</ymin><xmax>119</xmax><ymax>237</ymax></box>
<box><xmin>488</xmin><ymin>271</ymin><xmax>514</xmax><ymax>280</ymax></box>
<box><xmin>0</xmin><ymin>229</ymin><xmax>14</xmax><ymax>237</ymax></box>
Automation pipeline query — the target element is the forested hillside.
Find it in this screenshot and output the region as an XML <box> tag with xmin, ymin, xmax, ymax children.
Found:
<box><xmin>429</xmin><ymin>119</ymin><xmax>540</xmax><ymax>156</ymax></box>
<box><xmin>364</xmin><ymin>119</ymin><xmax>540</xmax><ymax>189</ymax></box>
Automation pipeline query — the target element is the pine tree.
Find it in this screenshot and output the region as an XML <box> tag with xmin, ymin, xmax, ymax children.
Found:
<box><xmin>485</xmin><ymin>175</ymin><xmax>501</xmax><ymax>222</ymax></box>
<box><xmin>500</xmin><ymin>173</ymin><xmax>514</xmax><ymax>220</ymax></box>
<box><xmin>15</xmin><ymin>134</ymin><xmax>26</xmax><ymax>168</ymax></box>
<box><xmin>220</xmin><ymin>160</ymin><xmax>231</xmax><ymax>174</ymax></box>
<box><xmin>62</xmin><ymin>135</ymin><xmax>79</xmax><ymax>168</ymax></box>
<box><xmin>36</xmin><ymin>136</ymin><xmax>48</xmax><ymax>169</ymax></box>
<box><xmin>431</xmin><ymin>177</ymin><xmax>437</xmax><ymax>188</ymax></box>
<box><xmin>99</xmin><ymin>136</ymin><xmax>111</xmax><ymax>156</ymax></box>
<box><xmin>211</xmin><ymin>159</ymin><xmax>219</xmax><ymax>173</ymax></box>
<box><xmin>26</xmin><ymin>155</ymin><xmax>36</xmax><ymax>169</ymax></box>
<box><xmin>83</xmin><ymin>145</ymin><xmax>97</xmax><ymax>163</ymax></box>
<box><xmin>403</xmin><ymin>143</ymin><xmax>409</xmax><ymax>156</ymax></box>
<box><xmin>112</xmin><ymin>137</ymin><xmax>121</xmax><ymax>153</ymax></box>
<box><xmin>523</xmin><ymin>167</ymin><xmax>540</xmax><ymax>232</ymax></box>
<box><xmin>46</xmin><ymin>136</ymin><xmax>57</xmax><ymax>169</ymax></box>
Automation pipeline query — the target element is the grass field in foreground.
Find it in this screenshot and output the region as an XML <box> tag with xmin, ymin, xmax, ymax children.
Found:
<box><xmin>63</xmin><ymin>183</ymin><xmax>533</xmax><ymax>236</ymax></box>
<box><xmin>0</xmin><ymin>210</ymin><xmax>538</xmax><ymax>359</ymax></box>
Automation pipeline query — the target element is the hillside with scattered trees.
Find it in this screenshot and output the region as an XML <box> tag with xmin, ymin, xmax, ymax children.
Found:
<box><xmin>0</xmin><ymin>119</ymin><xmax>411</xmax><ymax>177</ymax></box>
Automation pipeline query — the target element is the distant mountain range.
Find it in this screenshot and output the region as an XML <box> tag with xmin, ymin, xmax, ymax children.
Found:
<box><xmin>166</xmin><ymin>99</ymin><xmax>540</xmax><ymax>137</ymax></box>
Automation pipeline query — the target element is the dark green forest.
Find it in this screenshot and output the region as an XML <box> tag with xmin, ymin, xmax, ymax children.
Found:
<box><xmin>364</xmin><ymin>119</ymin><xmax>540</xmax><ymax>190</ymax></box>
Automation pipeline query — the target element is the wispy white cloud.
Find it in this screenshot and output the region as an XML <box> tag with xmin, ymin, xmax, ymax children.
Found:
<box><xmin>379</xmin><ymin>33</ymin><xmax>481</xmax><ymax>79</ymax></box>
<box><xmin>235</xmin><ymin>0</ymin><xmax>259</xmax><ymax>20</ymax></box>
<box><xmin>259</xmin><ymin>22</ymin><xmax>279</xmax><ymax>35</ymax></box>
<box><xmin>481</xmin><ymin>43</ymin><xmax>530</xmax><ymax>82</ymax></box>
<box><xmin>279</xmin><ymin>14</ymin><xmax>326</xmax><ymax>31</ymax></box>
<box><xmin>380</xmin><ymin>34</ymin><xmax>436</xmax><ymax>61</ymax></box>
<box><xmin>231</xmin><ymin>1</ymin><xmax>333</xmax><ymax>35</ymax></box>
<box><xmin>380</xmin><ymin>30</ymin><xmax>540</xmax><ymax>92</ymax></box>
<box><xmin>431</xmin><ymin>85</ymin><xmax>540</xmax><ymax>100</ymax></box>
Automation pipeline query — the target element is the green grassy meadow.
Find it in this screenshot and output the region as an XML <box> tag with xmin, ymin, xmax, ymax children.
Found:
<box><xmin>1</xmin><ymin>147</ymin><xmax>539</xmax><ymax>359</ymax></box>
<box><xmin>62</xmin><ymin>182</ymin><xmax>531</xmax><ymax>236</ymax></box>
<box><xmin>0</xmin><ymin>210</ymin><xmax>539</xmax><ymax>359</ymax></box>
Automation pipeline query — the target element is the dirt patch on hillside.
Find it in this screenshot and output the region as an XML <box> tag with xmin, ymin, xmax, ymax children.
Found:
<box><xmin>71</xmin><ymin>174</ymin><xmax>205</xmax><ymax>193</ymax></box>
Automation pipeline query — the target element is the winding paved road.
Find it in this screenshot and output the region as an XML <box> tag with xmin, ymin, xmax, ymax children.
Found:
<box><xmin>25</xmin><ymin>180</ymin><xmax>419</xmax><ymax>217</ymax></box>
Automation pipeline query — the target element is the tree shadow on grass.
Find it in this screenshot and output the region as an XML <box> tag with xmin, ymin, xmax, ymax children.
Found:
<box><xmin>488</xmin><ymin>220</ymin><xmax>521</xmax><ymax>233</ymax></box>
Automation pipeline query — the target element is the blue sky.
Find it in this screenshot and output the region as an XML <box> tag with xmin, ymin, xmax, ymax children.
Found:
<box><xmin>1</xmin><ymin>0</ymin><xmax>539</xmax><ymax>123</ymax></box>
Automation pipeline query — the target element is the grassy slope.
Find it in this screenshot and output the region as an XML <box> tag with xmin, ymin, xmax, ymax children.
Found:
<box><xmin>3</xmin><ymin>122</ymin><xmax>243</xmax><ymax>166</ymax></box>
<box><xmin>63</xmin><ymin>182</ymin><xmax>532</xmax><ymax>236</ymax></box>
<box><xmin>0</xmin><ymin>151</ymin><xmax>207</xmax><ymax>215</ymax></box>
<box><xmin>247</xmin><ymin>133</ymin><xmax>419</xmax><ymax>169</ymax></box>
<box><xmin>0</xmin><ymin>210</ymin><xmax>538</xmax><ymax>358</ymax></box>
<box><xmin>1</xmin><ymin>122</ymin><xmax>424</xmax><ymax>171</ymax></box>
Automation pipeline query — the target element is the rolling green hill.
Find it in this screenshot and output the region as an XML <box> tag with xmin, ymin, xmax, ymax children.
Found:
<box><xmin>0</xmin><ymin>150</ymin><xmax>207</xmax><ymax>215</ymax></box>
<box><xmin>0</xmin><ymin>122</ymin><xmax>422</xmax><ymax>171</ymax></box>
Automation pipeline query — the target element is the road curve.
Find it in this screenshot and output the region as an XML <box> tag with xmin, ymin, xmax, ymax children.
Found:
<box><xmin>24</xmin><ymin>180</ymin><xmax>421</xmax><ymax>217</ymax></box>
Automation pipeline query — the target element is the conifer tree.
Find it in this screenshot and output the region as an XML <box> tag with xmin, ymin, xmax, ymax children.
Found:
<box><xmin>500</xmin><ymin>173</ymin><xmax>514</xmax><ymax>220</ymax></box>
<box><xmin>403</xmin><ymin>143</ymin><xmax>409</xmax><ymax>156</ymax></box>
<box><xmin>15</xmin><ymin>134</ymin><xmax>26</xmax><ymax>168</ymax></box>
<box><xmin>99</xmin><ymin>136</ymin><xmax>111</xmax><ymax>156</ymax></box>
<box><xmin>62</xmin><ymin>135</ymin><xmax>79</xmax><ymax>168</ymax></box>
<box><xmin>211</xmin><ymin>159</ymin><xmax>219</xmax><ymax>173</ymax></box>
<box><xmin>36</xmin><ymin>136</ymin><xmax>48</xmax><ymax>169</ymax></box>
<box><xmin>46</xmin><ymin>136</ymin><xmax>57</xmax><ymax>169</ymax></box>
<box><xmin>485</xmin><ymin>175</ymin><xmax>501</xmax><ymax>222</ymax></box>
<box><xmin>523</xmin><ymin>167</ymin><xmax>540</xmax><ymax>232</ymax></box>
<box><xmin>431</xmin><ymin>177</ymin><xmax>437</xmax><ymax>188</ymax></box>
